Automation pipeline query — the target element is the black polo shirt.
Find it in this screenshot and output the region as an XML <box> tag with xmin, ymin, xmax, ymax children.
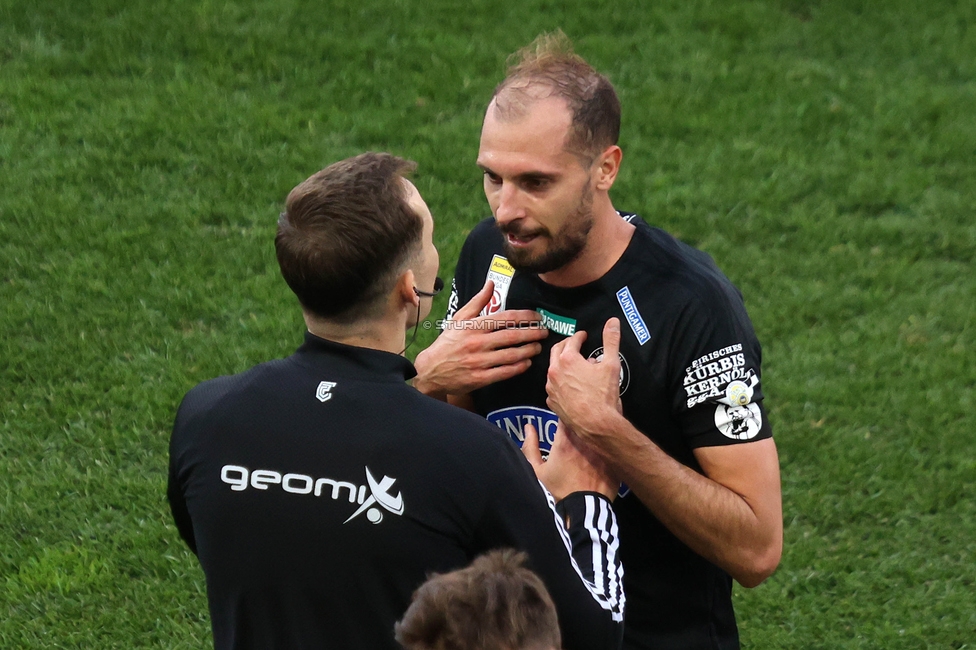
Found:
<box><xmin>169</xmin><ymin>333</ymin><xmax>624</xmax><ymax>649</ymax></box>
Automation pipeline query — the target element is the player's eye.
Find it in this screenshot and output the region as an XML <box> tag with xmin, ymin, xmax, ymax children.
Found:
<box><xmin>523</xmin><ymin>177</ymin><xmax>550</xmax><ymax>191</ymax></box>
<box><xmin>483</xmin><ymin>171</ymin><xmax>502</xmax><ymax>185</ymax></box>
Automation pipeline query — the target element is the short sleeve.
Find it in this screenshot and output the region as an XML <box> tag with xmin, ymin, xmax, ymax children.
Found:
<box><xmin>669</xmin><ymin>280</ymin><xmax>772</xmax><ymax>448</ymax></box>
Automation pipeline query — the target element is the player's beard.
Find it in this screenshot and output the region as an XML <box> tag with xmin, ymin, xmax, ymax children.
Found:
<box><xmin>500</xmin><ymin>183</ymin><xmax>594</xmax><ymax>274</ymax></box>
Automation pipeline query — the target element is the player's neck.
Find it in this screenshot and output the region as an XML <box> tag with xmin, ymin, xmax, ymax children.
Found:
<box><xmin>538</xmin><ymin>202</ymin><xmax>635</xmax><ymax>288</ymax></box>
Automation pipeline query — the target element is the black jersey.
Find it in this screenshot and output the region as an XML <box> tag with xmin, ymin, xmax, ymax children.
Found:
<box><xmin>168</xmin><ymin>333</ymin><xmax>624</xmax><ymax>650</ymax></box>
<box><xmin>446</xmin><ymin>215</ymin><xmax>773</xmax><ymax>650</ymax></box>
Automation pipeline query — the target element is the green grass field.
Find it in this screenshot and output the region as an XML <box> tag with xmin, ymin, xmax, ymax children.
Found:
<box><xmin>1</xmin><ymin>0</ymin><xmax>974</xmax><ymax>647</ymax></box>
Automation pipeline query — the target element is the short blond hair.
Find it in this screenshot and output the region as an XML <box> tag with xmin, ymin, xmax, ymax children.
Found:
<box><xmin>394</xmin><ymin>549</ymin><xmax>562</xmax><ymax>650</ymax></box>
<box><xmin>492</xmin><ymin>31</ymin><xmax>620</xmax><ymax>163</ymax></box>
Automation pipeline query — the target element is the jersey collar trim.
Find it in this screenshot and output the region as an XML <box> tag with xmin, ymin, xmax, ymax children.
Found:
<box><xmin>298</xmin><ymin>332</ymin><xmax>417</xmax><ymax>382</ymax></box>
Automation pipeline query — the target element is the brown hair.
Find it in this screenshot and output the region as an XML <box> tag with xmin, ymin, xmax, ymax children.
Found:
<box><xmin>275</xmin><ymin>152</ymin><xmax>422</xmax><ymax>322</ymax></box>
<box><xmin>394</xmin><ymin>549</ymin><xmax>562</xmax><ymax>650</ymax></box>
<box><xmin>492</xmin><ymin>31</ymin><xmax>620</xmax><ymax>164</ymax></box>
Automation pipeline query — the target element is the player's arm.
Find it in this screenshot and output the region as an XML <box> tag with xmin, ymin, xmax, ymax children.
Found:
<box><xmin>413</xmin><ymin>279</ymin><xmax>548</xmax><ymax>402</ymax></box>
<box><xmin>546</xmin><ymin>319</ymin><xmax>782</xmax><ymax>588</ymax></box>
<box><xmin>529</xmin><ymin>488</ymin><xmax>625</xmax><ymax>650</ymax></box>
<box><xmin>585</xmin><ymin>418</ymin><xmax>781</xmax><ymax>588</ymax></box>
<box><xmin>522</xmin><ymin>419</ymin><xmax>626</xmax><ymax>640</ymax></box>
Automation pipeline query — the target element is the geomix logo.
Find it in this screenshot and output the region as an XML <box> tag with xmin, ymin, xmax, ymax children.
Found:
<box><xmin>343</xmin><ymin>468</ymin><xmax>404</xmax><ymax>524</ymax></box>
<box><xmin>220</xmin><ymin>465</ymin><xmax>404</xmax><ymax>525</ymax></box>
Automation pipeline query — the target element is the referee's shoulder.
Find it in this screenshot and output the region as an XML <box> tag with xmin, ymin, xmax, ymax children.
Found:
<box><xmin>174</xmin><ymin>359</ymin><xmax>288</xmax><ymax>429</ymax></box>
<box><xmin>400</xmin><ymin>388</ymin><xmax>514</xmax><ymax>451</ymax></box>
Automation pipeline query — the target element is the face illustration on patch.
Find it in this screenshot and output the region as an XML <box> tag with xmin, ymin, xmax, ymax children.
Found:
<box><xmin>714</xmin><ymin>402</ymin><xmax>762</xmax><ymax>440</ymax></box>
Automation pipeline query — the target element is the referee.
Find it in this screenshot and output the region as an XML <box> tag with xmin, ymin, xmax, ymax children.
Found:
<box><xmin>167</xmin><ymin>152</ymin><xmax>624</xmax><ymax>649</ymax></box>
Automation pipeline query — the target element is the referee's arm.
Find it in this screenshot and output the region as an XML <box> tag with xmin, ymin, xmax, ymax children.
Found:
<box><xmin>473</xmin><ymin>436</ymin><xmax>624</xmax><ymax>650</ymax></box>
<box><xmin>413</xmin><ymin>280</ymin><xmax>546</xmax><ymax>403</ymax></box>
<box><xmin>167</xmin><ymin>445</ymin><xmax>197</xmax><ymax>555</ymax></box>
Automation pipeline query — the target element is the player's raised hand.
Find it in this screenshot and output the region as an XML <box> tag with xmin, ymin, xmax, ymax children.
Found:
<box><xmin>522</xmin><ymin>422</ymin><xmax>618</xmax><ymax>502</ymax></box>
<box><xmin>545</xmin><ymin>318</ymin><xmax>623</xmax><ymax>443</ymax></box>
<box><xmin>413</xmin><ymin>280</ymin><xmax>548</xmax><ymax>401</ymax></box>
<box><xmin>521</xmin><ymin>421</ymin><xmax>545</xmax><ymax>469</ymax></box>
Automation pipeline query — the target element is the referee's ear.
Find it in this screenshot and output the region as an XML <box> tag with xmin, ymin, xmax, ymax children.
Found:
<box><xmin>398</xmin><ymin>269</ymin><xmax>421</xmax><ymax>309</ymax></box>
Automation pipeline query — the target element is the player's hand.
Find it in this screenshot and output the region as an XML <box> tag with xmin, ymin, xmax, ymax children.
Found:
<box><xmin>545</xmin><ymin>318</ymin><xmax>625</xmax><ymax>446</ymax></box>
<box><xmin>413</xmin><ymin>280</ymin><xmax>548</xmax><ymax>400</ymax></box>
<box><xmin>522</xmin><ymin>421</ymin><xmax>618</xmax><ymax>501</ymax></box>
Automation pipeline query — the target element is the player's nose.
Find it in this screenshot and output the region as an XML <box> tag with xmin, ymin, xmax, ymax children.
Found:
<box><xmin>493</xmin><ymin>182</ymin><xmax>524</xmax><ymax>226</ymax></box>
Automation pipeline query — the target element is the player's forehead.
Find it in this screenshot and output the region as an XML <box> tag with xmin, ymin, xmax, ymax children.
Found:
<box><xmin>477</xmin><ymin>95</ymin><xmax>576</xmax><ymax>175</ymax></box>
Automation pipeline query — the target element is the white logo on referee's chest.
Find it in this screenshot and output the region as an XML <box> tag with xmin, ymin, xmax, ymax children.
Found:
<box><xmin>316</xmin><ymin>381</ymin><xmax>337</xmax><ymax>402</ymax></box>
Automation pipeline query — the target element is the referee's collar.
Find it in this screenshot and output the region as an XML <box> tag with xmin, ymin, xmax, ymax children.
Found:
<box><xmin>297</xmin><ymin>331</ymin><xmax>417</xmax><ymax>382</ymax></box>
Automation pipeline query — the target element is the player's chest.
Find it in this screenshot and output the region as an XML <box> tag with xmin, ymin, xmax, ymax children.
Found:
<box><xmin>488</xmin><ymin>276</ymin><xmax>673</xmax><ymax>409</ymax></box>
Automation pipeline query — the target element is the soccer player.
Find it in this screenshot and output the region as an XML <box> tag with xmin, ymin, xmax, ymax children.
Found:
<box><xmin>414</xmin><ymin>33</ymin><xmax>783</xmax><ymax>649</ymax></box>
<box><xmin>167</xmin><ymin>153</ymin><xmax>624</xmax><ymax>649</ymax></box>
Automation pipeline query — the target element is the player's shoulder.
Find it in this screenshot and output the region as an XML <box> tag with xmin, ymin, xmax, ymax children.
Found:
<box><xmin>467</xmin><ymin>216</ymin><xmax>502</xmax><ymax>242</ymax></box>
<box><xmin>628</xmin><ymin>217</ymin><xmax>743</xmax><ymax>307</ymax></box>
<box><xmin>458</xmin><ymin>217</ymin><xmax>505</xmax><ymax>263</ymax></box>
<box><xmin>405</xmin><ymin>390</ymin><xmax>510</xmax><ymax>441</ymax></box>
<box><xmin>450</xmin><ymin>218</ymin><xmax>507</xmax><ymax>302</ymax></box>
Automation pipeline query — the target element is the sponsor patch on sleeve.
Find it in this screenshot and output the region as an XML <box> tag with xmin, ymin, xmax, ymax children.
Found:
<box><xmin>714</xmin><ymin>403</ymin><xmax>763</xmax><ymax>440</ymax></box>
<box><xmin>682</xmin><ymin>344</ymin><xmax>761</xmax><ymax>409</ymax></box>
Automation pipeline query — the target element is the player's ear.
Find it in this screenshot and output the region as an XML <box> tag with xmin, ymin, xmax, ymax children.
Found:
<box><xmin>594</xmin><ymin>145</ymin><xmax>622</xmax><ymax>191</ymax></box>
